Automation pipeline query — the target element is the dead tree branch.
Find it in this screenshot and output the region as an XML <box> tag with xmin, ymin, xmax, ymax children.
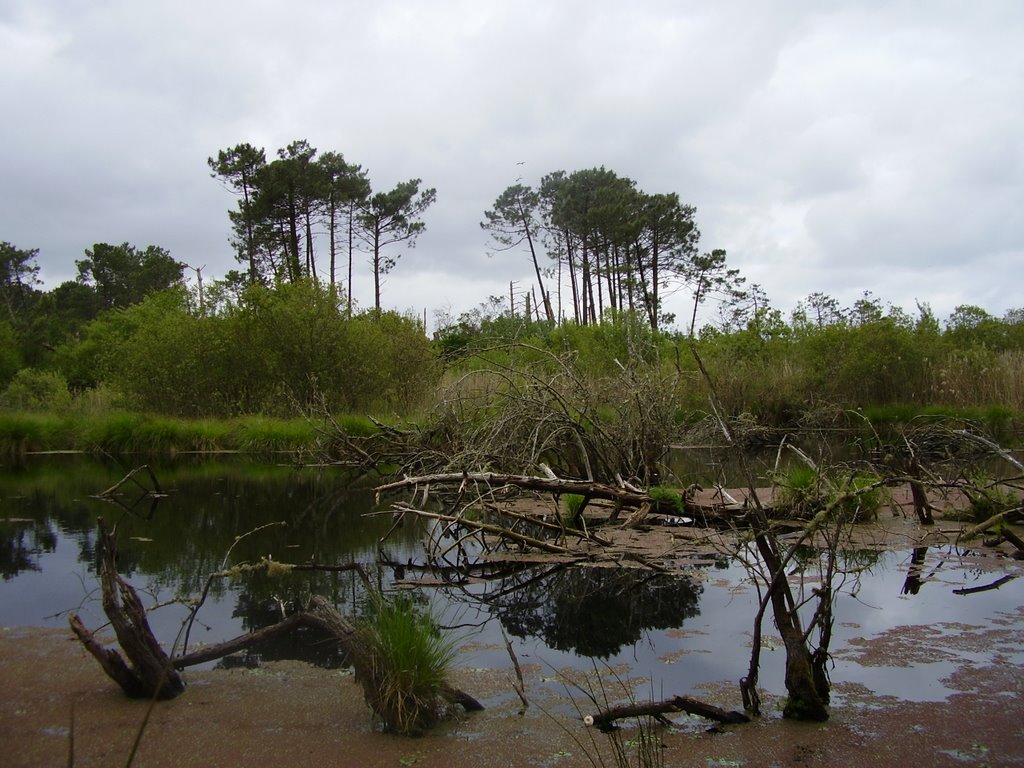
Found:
<box><xmin>68</xmin><ymin>519</ymin><xmax>185</xmax><ymax>700</ymax></box>
<box><xmin>376</xmin><ymin>472</ymin><xmax>650</xmax><ymax>508</ymax></box>
<box><xmin>587</xmin><ymin>695</ymin><xmax>750</xmax><ymax>730</ymax></box>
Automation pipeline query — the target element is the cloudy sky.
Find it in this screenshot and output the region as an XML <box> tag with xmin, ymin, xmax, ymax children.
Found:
<box><xmin>3</xmin><ymin>0</ymin><xmax>1022</xmax><ymax>330</ymax></box>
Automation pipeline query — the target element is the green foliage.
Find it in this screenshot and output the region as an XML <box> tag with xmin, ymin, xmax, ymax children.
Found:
<box><xmin>0</xmin><ymin>411</ymin><xmax>368</xmax><ymax>456</ymax></box>
<box><xmin>0</xmin><ymin>412</ymin><xmax>73</xmax><ymax>457</ymax></box>
<box><xmin>775</xmin><ymin>465</ymin><xmax>885</xmax><ymax>521</ymax></box>
<box><xmin>233</xmin><ymin>416</ymin><xmax>316</xmax><ymax>454</ymax></box>
<box><xmin>833</xmin><ymin>471</ymin><xmax>886</xmax><ymax>522</ymax></box>
<box><xmin>647</xmin><ymin>486</ymin><xmax>684</xmax><ymax>515</ymax></box>
<box><xmin>775</xmin><ymin>464</ymin><xmax>823</xmax><ymax>517</ymax></box>
<box><xmin>0</xmin><ymin>368</ymin><xmax>72</xmax><ymax>413</ymax></box>
<box><xmin>55</xmin><ymin>280</ymin><xmax>437</xmax><ymax>418</ymax></box>
<box><xmin>76</xmin><ymin>242</ymin><xmax>184</xmax><ymax>310</ymax></box>
<box><xmin>360</xmin><ymin>593</ymin><xmax>458</xmax><ymax>735</ymax></box>
<box><xmin>563</xmin><ymin>494</ymin><xmax>587</xmax><ymax>524</ymax></box>
<box><xmin>0</xmin><ymin>320</ymin><xmax>21</xmax><ymax>388</ymax></box>
<box><xmin>0</xmin><ymin>241</ymin><xmax>41</xmax><ymax>324</ymax></box>
<box><xmin>962</xmin><ymin>475</ymin><xmax>1019</xmax><ymax>522</ymax></box>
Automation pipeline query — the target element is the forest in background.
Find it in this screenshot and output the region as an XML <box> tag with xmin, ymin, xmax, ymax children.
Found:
<box><xmin>1</xmin><ymin>147</ymin><xmax>1022</xmax><ymax>439</ymax></box>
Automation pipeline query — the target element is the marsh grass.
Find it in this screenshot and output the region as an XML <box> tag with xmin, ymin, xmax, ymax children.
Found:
<box><xmin>232</xmin><ymin>416</ymin><xmax>317</xmax><ymax>454</ymax></box>
<box><xmin>331</xmin><ymin>413</ymin><xmax>380</xmax><ymax>438</ymax></box>
<box><xmin>0</xmin><ymin>411</ymin><xmax>341</xmax><ymax>456</ymax></box>
<box><xmin>774</xmin><ymin>464</ymin><xmax>823</xmax><ymax>517</ymax></box>
<box><xmin>359</xmin><ymin>593</ymin><xmax>459</xmax><ymax>735</ymax></box>
<box><xmin>775</xmin><ymin>464</ymin><xmax>886</xmax><ymax>521</ymax></box>
<box><xmin>0</xmin><ymin>412</ymin><xmax>74</xmax><ymax>456</ymax></box>
<box><xmin>961</xmin><ymin>474</ymin><xmax>1021</xmax><ymax>522</ymax></box>
<box><xmin>646</xmin><ymin>486</ymin><xmax>684</xmax><ymax>515</ymax></box>
<box><xmin>833</xmin><ymin>471</ymin><xmax>887</xmax><ymax>522</ymax></box>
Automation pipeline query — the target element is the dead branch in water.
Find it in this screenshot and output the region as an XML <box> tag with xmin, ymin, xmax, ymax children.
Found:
<box><xmin>387</xmin><ymin>502</ymin><xmax>578</xmax><ymax>555</ymax></box>
<box><xmin>376</xmin><ymin>471</ymin><xmax>650</xmax><ymax>508</ymax></box>
<box><xmin>93</xmin><ymin>465</ymin><xmax>165</xmax><ymax>499</ymax></box>
<box><xmin>586</xmin><ymin>695</ymin><xmax>750</xmax><ymax>730</ymax></box>
<box><xmin>70</xmin><ymin>525</ymin><xmax>484</xmax><ymax>725</ymax></box>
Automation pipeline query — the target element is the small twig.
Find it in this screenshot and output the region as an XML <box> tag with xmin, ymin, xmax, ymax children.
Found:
<box><xmin>501</xmin><ymin>626</ymin><xmax>529</xmax><ymax>710</ymax></box>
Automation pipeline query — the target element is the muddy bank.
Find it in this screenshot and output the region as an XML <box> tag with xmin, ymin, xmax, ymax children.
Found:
<box><xmin>3</xmin><ymin>620</ymin><xmax>1022</xmax><ymax>768</ymax></box>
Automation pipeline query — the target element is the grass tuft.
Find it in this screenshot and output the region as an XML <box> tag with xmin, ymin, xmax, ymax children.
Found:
<box><xmin>359</xmin><ymin>593</ymin><xmax>459</xmax><ymax>735</ymax></box>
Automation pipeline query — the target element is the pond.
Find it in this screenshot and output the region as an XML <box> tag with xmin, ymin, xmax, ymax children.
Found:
<box><xmin>2</xmin><ymin>455</ymin><xmax>1022</xmax><ymax>709</ymax></box>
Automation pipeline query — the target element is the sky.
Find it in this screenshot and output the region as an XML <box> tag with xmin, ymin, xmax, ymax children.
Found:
<box><xmin>3</xmin><ymin>0</ymin><xmax>1022</xmax><ymax>332</ymax></box>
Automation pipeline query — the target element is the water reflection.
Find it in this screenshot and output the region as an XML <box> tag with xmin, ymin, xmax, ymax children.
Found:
<box><xmin>2</xmin><ymin>456</ymin><xmax>1023</xmax><ymax>708</ymax></box>
<box><xmin>482</xmin><ymin>565</ymin><xmax>703</xmax><ymax>658</ymax></box>
<box><xmin>0</xmin><ymin>518</ymin><xmax>57</xmax><ymax>579</ymax></box>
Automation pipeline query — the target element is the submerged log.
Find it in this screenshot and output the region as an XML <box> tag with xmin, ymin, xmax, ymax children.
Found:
<box><xmin>587</xmin><ymin>695</ymin><xmax>750</xmax><ymax>731</ymax></box>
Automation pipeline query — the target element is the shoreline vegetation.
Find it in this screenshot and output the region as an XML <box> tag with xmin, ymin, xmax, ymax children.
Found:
<box><xmin>0</xmin><ymin>403</ymin><xmax>1018</xmax><ymax>460</ymax></box>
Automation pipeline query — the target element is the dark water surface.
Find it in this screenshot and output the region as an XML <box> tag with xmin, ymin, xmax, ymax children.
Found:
<box><xmin>2</xmin><ymin>455</ymin><xmax>1021</xmax><ymax>706</ymax></box>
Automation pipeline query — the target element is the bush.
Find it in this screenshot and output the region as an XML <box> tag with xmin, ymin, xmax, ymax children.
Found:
<box><xmin>0</xmin><ymin>368</ymin><xmax>72</xmax><ymax>412</ymax></box>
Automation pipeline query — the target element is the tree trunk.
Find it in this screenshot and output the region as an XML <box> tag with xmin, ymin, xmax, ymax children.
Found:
<box><xmin>68</xmin><ymin>519</ymin><xmax>185</xmax><ymax>700</ymax></box>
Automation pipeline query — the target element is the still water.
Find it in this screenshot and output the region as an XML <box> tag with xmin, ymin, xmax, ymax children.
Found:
<box><xmin>2</xmin><ymin>455</ymin><xmax>1022</xmax><ymax>706</ymax></box>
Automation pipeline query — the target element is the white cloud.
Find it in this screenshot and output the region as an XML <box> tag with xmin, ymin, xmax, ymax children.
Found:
<box><xmin>3</xmin><ymin>0</ymin><xmax>1022</xmax><ymax>324</ymax></box>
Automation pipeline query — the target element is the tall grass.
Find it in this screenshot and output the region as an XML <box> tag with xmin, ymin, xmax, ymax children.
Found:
<box><xmin>544</xmin><ymin>665</ymin><xmax>667</xmax><ymax>768</ymax></box>
<box><xmin>0</xmin><ymin>412</ymin><xmax>75</xmax><ymax>457</ymax></box>
<box><xmin>359</xmin><ymin>593</ymin><xmax>459</xmax><ymax>735</ymax></box>
<box><xmin>0</xmin><ymin>411</ymin><xmax>372</xmax><ymax>456</ymax></box>
<box><xmin>232</xmin><ymin>416</ymin><xmax>317</xmax><ymax>454</ymax></box>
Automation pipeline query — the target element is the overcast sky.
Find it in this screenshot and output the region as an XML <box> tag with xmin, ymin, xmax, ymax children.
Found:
<box><xmin>3</xmin><ymin>1</ymin><xmax>1022</xmax><ymax>331</ymax></box>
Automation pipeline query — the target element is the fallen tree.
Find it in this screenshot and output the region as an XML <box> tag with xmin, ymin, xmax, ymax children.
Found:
<box><xmin>69</xmin><ymin>522</ymin><xmax>482</xmax><ymax>733</ymax></box>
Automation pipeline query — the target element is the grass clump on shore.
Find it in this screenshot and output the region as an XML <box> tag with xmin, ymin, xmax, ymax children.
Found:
<box><xmin>774</xmin><ymin>464</ymin><xmax>823</xmax><ymax>517</ymax></box>
<box><xmin>359</xmin><ymin>593</ymin><xmax>459</xmax><ymax>735</ymax></box>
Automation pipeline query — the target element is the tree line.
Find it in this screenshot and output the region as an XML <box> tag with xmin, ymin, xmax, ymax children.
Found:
<box><xmin>2</xmin><ymin>146</ymin><xmax>1023</xmax><ymax>423</ymax></box>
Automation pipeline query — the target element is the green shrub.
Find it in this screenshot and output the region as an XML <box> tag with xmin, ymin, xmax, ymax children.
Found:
<box><xmin>0</xmin><ymin>368</ymin><xmax>73</xmax><ymax>413</ymax></box>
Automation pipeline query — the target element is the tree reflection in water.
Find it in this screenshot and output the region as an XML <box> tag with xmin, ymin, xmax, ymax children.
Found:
<box><xmin>482</xmin><ymin>565</ymin><xmax>703</xmax><ymax>659</ymax></box>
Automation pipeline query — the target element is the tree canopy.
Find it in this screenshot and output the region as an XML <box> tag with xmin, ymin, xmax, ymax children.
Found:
<box><xmin>208</xmin><ymin>139</ymin><xmax>433</xmax><ymax>310</ymax></box>
<box><xmin>76</xmin><ymin>242</ymin><xmax>185</xmax><ymax>310</ymax></box>
<box><xmin>483</xmin><ymin>167</ymin><xmax>737</xmax><ymax>332</ymax></box>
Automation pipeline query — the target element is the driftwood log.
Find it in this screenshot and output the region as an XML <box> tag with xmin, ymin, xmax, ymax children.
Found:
<box><xmin>587</xmin><ymin>695</ymin><xmax>750</xmax><ymax>731</ymax></box>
